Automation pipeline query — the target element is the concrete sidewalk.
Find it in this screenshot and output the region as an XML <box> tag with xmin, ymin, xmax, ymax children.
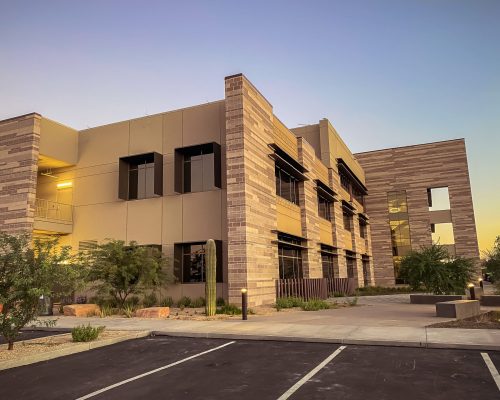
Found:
<box><xmin>41</xmin><ymin>314</ymin><xmax>500</xmax><ymax>351</ymax></box>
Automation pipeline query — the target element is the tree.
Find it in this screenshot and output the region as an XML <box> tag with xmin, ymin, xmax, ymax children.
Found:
<box><xmin>85</xmin><ymin>240</ymin><xmax>170</xmax><ymax>308</ymax></box>
<box><xmin>483</xmin><ymin>236</ymin><xmax>500</xmax><ymax>292</ymax></box>
<box><xmin>0</xmin><ymin>233</ymin><xmax>82</xmax><ymax>350</ymax></box>
<box><xmin>399</xmin><ymin>244</ymin><xmax>475</xmax><ymax>295</ymax></box>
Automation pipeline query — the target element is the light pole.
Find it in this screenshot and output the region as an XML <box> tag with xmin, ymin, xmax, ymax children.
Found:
<box><xmin>241</xmin><ymin>288</ymin><xmax>248</xmax><ymax>320</ymax></box>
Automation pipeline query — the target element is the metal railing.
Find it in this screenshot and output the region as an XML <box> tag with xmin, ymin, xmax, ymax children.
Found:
<box><xmin>276</xmin><ymin>277</ymin><xmax>357</xmax><ymax>300</ymax></box>
<box><xmin>35</xmin><ymin>198</ymin><xmax>73</xmax><ymax>223</ymax></box>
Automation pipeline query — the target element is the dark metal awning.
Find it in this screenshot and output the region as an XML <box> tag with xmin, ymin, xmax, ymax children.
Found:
<box><xmin>268</xmin><ymin>143</ymin><xmax>308</xmax><ymax>181</ymax></box>
<box><xmin>315</xmin><ymin>179</ymin><xmax>336</xmax><ymax>202</ymax></box>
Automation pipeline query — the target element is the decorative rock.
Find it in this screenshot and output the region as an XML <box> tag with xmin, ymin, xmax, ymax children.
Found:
<box><xmin>63</xmin><ymin>304</ymin><xmax>100</xmax><ymax>317</ymax></box>
<box><xmin>135</xmin><ymin>307</ymin><xmax>170</xmax><ymax>318</ymax></box>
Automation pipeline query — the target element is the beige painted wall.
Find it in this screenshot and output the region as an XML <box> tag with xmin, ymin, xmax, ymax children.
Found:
<box><xmin>40</xmin><ymin>117</ymin><xmax>78</xmax><ymax>166</ymax></box>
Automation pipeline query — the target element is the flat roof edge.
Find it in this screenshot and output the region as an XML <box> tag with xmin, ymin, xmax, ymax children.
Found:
<box><xmin>354</xmin><ymin>138</ymin><xmax>465</xmax><ymax>156</ymax></box>
<box><xmin>0</xmin><ymin>112</ymin><xmax>41</xmax><ymax>124</ymax></box>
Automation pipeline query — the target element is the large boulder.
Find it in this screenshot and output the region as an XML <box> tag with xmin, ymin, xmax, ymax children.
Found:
<box><xmin>63</xmin><ymin>304</ymin><xmax>100</xmax><ymax>317</ymax></box>
<box><xmin>135</xmin><ymin>307</ymin><xmax>170</xmax><ymax>318</ymax></box>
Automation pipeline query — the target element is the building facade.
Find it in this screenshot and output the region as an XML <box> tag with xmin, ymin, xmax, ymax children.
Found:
<box><xmin>355</xmin><ymin>140</ymin><xmax>480</xmax><ymax>286</ymax></box>
<box><xmin>0</xmin><ymin>74</ymin><xmax>373</xmax><ymax>306</ymax></box>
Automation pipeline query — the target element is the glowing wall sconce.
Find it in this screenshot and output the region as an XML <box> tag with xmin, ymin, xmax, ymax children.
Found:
<box><xmin>56</xmin><ymin>181</ymin><xmax>73</xmax><ymax>189</ymax></box>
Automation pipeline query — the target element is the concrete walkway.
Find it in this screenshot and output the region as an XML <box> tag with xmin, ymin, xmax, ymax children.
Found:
<box><xmin>40</xmin><ymin>294</ymin><xmax>500</xmax><ymax>351</ymax></box>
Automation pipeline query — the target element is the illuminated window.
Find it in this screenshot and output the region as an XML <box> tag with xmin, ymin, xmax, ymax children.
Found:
<box><xmin>427</xmin><ymin>187</ymin><xmax>450</xmax><ymax>211</ymax></box>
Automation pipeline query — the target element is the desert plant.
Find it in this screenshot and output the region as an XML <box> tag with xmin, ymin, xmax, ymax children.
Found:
<box><xmin>0</xmin><ymin>234</ymin><xmax>84</xmax><ymax>350</ymax></box>
<box><xmin>160</xmin><ymin>296</ymin><xmax>174</xmax><ymax>307</ymax></box>
<box><xmin>301</xmin><ymin>299</ymin><xmax>330</xmax><ymax>311</ymax></box>
<box><xmin>345</xmin><ymin>296</ymin><xmax>359</xmax><ymax>306</ymax></box>
<box><xmin>84</xmin><ymin>240</ymin><xmax>171</xmax><ymax>309</ymax></box>
<box><xmin>216</xmin><ymin>297</ymin><xmax>226</xmax><ymax>307</ymax></box>
<box><xmin>122</xmin><ymin>304</ymin><xmax>137</xmax><ymax>318</ymax></box>
<box><xmin>216</xmin><ymin>304</ymin><xmax>242</xmax><ymax>315</ymax></box>
<box><xmin>143</xmin><ymin>292</ymin><xmax>158</xmax><ymax>308</ymax></box>
<box><xmin>399</xmin><ymin>244</ymin><xmax>475</xmax><ymax>295</ymax></box>
<box><xmin>191</xmin><ymin>296</ymin><xmax>206</xmax><ymax>308</ymax></box>
<box><xmin>275</xmin><ymin>297</ymin><xmax>303</xmax><ymax>311</ymax></box>
<box><xmin>205</xmin><ymin>239</ymin><xmax>217</xmax><ymax>316</ymax></box>
<box><xmin>71</xmin><ymin>324</ymin><xmax>105</xmax><ymax>342</ymax></box>
<box><xmin>354</xmin><ymin>286</ymin><xmax>416</xmax><ymax>296</ymax></box>
<box><xmin>99</xmin><ymin>305</ymin><xmax>113</xmax><ymax>318</ymax></box>
<box><xmin>177</xmin><ymin>296</ymin><xmax>192</xmax><ymax>309</ymax></box>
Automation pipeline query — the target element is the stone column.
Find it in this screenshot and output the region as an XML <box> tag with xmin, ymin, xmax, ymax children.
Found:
<box><xmin>329</xmin><ymin>168</ymin><xmax>347</xmax><ymax>277</ymax></box>
<box><xmin>0</xmin><ymin>113</ymin><xmax>40</xmax><ymax>234</ymax></box>
<box><xmin>225</xmin><ymin>74</ymin><xmax>278</xmax><ymax>307</ymax></box>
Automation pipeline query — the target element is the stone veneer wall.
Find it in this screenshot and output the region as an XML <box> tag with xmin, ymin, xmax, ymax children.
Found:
<box><xmin>355</xmin><ymin>139</ymin><xmax>480</xmax><ymax>286</ymax></box>
<box><xmin>225</xmin><ymin>74</ymin><xmax>278</xmax><ymax>306</ymax></box>
<box><xmin>0</xmin><ymin>114</ymin><xmax>40</xmax><ymax>233</ymax></box>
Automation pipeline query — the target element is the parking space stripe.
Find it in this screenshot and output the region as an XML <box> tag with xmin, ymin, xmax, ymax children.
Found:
<box><xmin>75</xmin><ymin>341</ymin><xmax>236</xmax><ymax>400</ymax></box>
<box><xmin>276</xmin><ymin>345</ymin><xmax>346</xmax><ymax>400</ymax></box>
<box><xmin>481</xmin><ymin>352</ymin><xmax>500</xmax><ymax>391</ymax></box>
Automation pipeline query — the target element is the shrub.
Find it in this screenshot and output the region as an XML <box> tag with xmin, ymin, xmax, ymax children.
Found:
<box><xmin>71</xmin><ymin>325</ymin><xmax>105</xmax><ymax>342</ymax></box>
<box><xmin>143</xmin><ymin>292</ymin><xmax>158</xmax><ymax>308</ymax></box>
<box><xmin>300</xmin><ymin>299</ymin><xmax>330</xmax><ymax>311</ymax></box>
<box><xmin>399</xmin><ymin>244</ymin><xmax>475</xmax><ymax>295</ymax></box>
<box><xmin>216</xmin><ymin>304</ymin><xmax>242</xmax><ymax>315</ymax></box>
<box><xmin>177</xmin><ymin>296</ymin><xmax>192</xmax><ymax>309</ymax></box>
<box><xmin>126</xmin><ymin>296</ymin><xmax>141</xmax><ymax>306</ymax></box>
<box><xmin>216</xmin><ymin>297</ymin><xmax>226</xmax><ymax>307</ymax></box>
<box><xmin>484</xmin><ymin>236</ymin><xmax>500</xmax><ymax>293</ymax></box>
<box><xmin>191</xmin><ymin>297</ymin><xmax>206</xmax><ymax>308</ymax></box>
<box><xmin>160</xmin><ymin>296</ymin><xmax>174</xmax><ymax>307</ymax></box>
<box><xmin>354</xmin><ymin>286</ymin><xmax>416</xmax><ymax>296</ymax></box>
<box><xmin>122</xmin><ymin>304</ymin><xmax>137</xmax><ymax>318</ymax></box>
<box><xmin>275</xmin><ymin>297</ymin><xmax>303</xmax><ymax>311</ymax></box>
<box><xmin>99</xmin><ymin>305</ymin><xmax>113</xmax><ymax>318</ymax></box>
<box><xmin>345</xmin><ymin>296</ymin><xmax>358</xmax><ymax>306</ymax></box>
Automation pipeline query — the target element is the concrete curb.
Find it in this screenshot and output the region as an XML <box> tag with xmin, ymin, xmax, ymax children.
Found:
<box><xmin>0</xmin><ymin>331</ymin><xmax>151</xmax><ymax>371</ymax></box>
<box><xmin>152</xmin><ymin>330</ymin><xmax>500</xmax><ymax>351</ymax></box>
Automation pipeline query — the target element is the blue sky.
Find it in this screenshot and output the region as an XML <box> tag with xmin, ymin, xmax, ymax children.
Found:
<box><xmin>1</xmin><ymin>0</ymin><xmax>498</xmax><ymax>251</ymax></box>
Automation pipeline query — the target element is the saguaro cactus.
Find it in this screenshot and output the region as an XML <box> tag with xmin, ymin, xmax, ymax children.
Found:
<box><xmin>205</xmin><ymin>239</ymin><xmax>217</xmax><ymax>316</ymax></box>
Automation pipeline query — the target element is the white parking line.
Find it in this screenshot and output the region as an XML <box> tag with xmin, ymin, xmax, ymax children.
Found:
<box><xmin>75</xmin><ymin>341</ymin><xmax>236</xmax><ymax>400</ymax></box>
<box><xmin>481</xmin><ymin>352</ymin><xmax>500</xmax><ymax>391</ymax></box>
<box><xmin>276</xmin><ymin>345</ymin><xmax>347</xmax><ymax>400</ymax></box>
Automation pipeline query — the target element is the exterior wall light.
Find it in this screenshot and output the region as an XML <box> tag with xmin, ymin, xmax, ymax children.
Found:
<box><xmin>478</xmin><ymin>278</ymin><xmax>484</xmax><ymax>289</ymax></box>
<box><xmin>241</xmin><ymin>288</ymin><xmax>248</xmax><ymax>320</ymax></box>
<box><xmin>56</xmin><ymin>181</ymin><xmax>73</xmax><ymax>189</ymax></box>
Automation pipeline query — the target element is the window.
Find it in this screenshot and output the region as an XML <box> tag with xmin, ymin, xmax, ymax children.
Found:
<box><xmin>275</xmin><ymin>166</ymin><xmax>300</xmax><ymax>205</ymax></box>
<box><xmin>427</xmin><ymin>187</ymin><xmax>450</xmax><ymax>211</ymax></box>
<box><xmin>431</xmin><ymin>222</ymin><xmax>455</xmax><ymax>245</ymax></box>
<box><xmin>318</xmin><ymin>194</ymin><xmax>333</xmax><ymax>221</ymax></box>
<box><xmin>174</xmin><ymin>241</ymin><xmax>223</xmax><ymax>283</ymax></box>
<box><xmin>320</xmin><ymin>244</ymin><xmax>337</xmax><ymax>279</ymax></box>
<box><xmin>362</xmin><ymin>256</ymin><xmax>370</xmax><ymax>286</ymax></box>
<box><xmin>352</xmin><ymin>186</ymin><xmax>364</xmax><ymax>205</ymax></box>
<box><xmin>277</xmin><ymin>233</ymin><xmax>303</xmax><ymax>279</ymax></box>
<box><xmin>359</xmin><ymin>219</ymin><xmax>367</xmax><ymax>238</ymax></box>
<box><xmin>346</xmin><ymin>254</ymin><xmax>356</xmax><ymax>278</ymax></box>
<box><xmin>343</xmin><ymin>211</ymin><xmax>351</xmax><ymax>231</ymax></box>
<box><xmin>174</xmin><ymin>143</ymin><xmax>221</xmax><ymax>194</ymax></box>
<box><xmin>340</xmin><ymin>171</ymin><xmax>350</xmax><ymax>192</ymax></box>
<box><xmin>119</xmin><ymin>152</ymin><xmax>163</xmax><ymax>200</ymax></box>
<box><xmin>387</xmin><ymin>190</ymin><xmax>412</xmax><ymax>282</ymax></box>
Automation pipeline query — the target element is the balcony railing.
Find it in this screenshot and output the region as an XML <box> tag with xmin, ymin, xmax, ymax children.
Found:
<box><xmin>35</xmin><ymin>198</ymin><xmax>73</xmax><ymax>223</ymax></box>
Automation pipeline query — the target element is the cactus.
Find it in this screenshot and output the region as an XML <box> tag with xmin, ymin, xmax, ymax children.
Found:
<box><xmin>205</xmin><ymin>239</ymin><xmax>217</xmax><ymax>316</ymax></box>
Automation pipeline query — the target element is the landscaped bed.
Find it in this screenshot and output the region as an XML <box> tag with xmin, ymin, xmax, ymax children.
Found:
<box><xmin>428</xmin><ymin>311</ymin><xmax>500</xmax><ymax>330</ymax></box>
<box><xmin>0</xmin><ymin>330</ymin><xmax>149</xmax><ymax>370</ymax></box>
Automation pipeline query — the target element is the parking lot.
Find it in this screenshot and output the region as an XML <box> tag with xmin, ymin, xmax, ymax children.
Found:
<box><xmin>0</xmin><ymin>336</ymin><xmax>498</xmax><ymax>399</ymax></box>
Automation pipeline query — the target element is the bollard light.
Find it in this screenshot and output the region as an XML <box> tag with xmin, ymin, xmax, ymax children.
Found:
<box><xmin>468</xmin><ymin>283</ymin><xmax>475</xmax><ymax>300</ymax></box>
<box><xmin>241</xmin><ymin>288</ymin><xmax>248</xmax><ymax>321</ymax></box>
<box><xmin>479</xmin><ymin>278</ymin><xmax>484</xmax><ymax>289</ymax></box>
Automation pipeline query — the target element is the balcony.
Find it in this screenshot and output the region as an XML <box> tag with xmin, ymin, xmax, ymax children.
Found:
<box><xmin>34</xmin><ymin>198</ymin><xmax>73</xmax><ymax>234</ymax></box>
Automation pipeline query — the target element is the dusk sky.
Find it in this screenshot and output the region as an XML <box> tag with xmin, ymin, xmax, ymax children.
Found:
<box><xmin>1</xmin><ymin>0</ymin><xmax>498</xmax><ymax>252</ymax></box>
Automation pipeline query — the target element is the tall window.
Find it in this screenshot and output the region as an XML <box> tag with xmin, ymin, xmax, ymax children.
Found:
<box><xmin>343</xmin><ymin>211</ymin><xmax>351</xmax><ymax>231</ymax></box>
<box><xmin>277</xmin><ymin>233</ymin><xmax>303</xmax><ymax>279</ymax></box>
<box><xmin>174</xmin><ymin>142</ymin><xmax>221</xmax><ymax>194</ymax></box>
<box><xmin>346</xmin><ymin>256</ymin><xmax>356</xmax><ymax>278</ymax></box>
<box><xmin>387</xmin><ymin>190</ymin><xmax>411</xmax><ymax>283</ymax></box>
<box><xmin>321</xmin><ymin>254</ymin><xmax>335</xmax><ymax>278</ymax></box>
<box><xmin>174</xmin><ymin>241</ymin><xmax>222</xmax><ymax>283</ymax></box>
<box><xmin>184</xmin><ymin>151</ymin><xmax>215</xmax><ymax>193</ymax></box>
<box><xmin>119</xmin><ymin>152</ymin><xmax>163</xmax><ymax>201</ymax></box>
<box><xmin>318</xmin><ymin>194</ymin><xmax>333</xmax><ymax>221</ymax></box>
<box><xmin>340</xmin><ymin>171</ymin><xmax>350</xmax><ymax>192</ymax></box>
<box><xmin>362</xmin><ymin>256</ymin><xmax>370</xmax><ymax>286</ymax></box>
<box><xmin>275</xmin><ymin>166</ymin><xmax>300</xmax><ymax>205</ymax></box>
<box><xmin>129</xmin><ymin>160</ymin><xmax>155</xmax><ymax>200</ymax></box>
